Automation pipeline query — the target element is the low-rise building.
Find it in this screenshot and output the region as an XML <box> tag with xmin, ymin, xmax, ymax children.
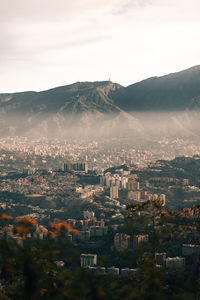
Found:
<box><xmin>87</xmin><ymin>266</ymin><xmax>106</xmax><ymax>274</ymax></box>
<box><xmin>155</xmin><ymin>253</ymin><xmax>166</xmax><ymax>266</ymax></box>
<box><xmin>80</xmin><ymin>254</ymin><xmax>97</xmax><ymax>268</ymax></box>
<box><xmin>83</xmin><ymin>210</ymin><xmax>95</xmax><ymax>219</ymax></box>
<box><xmin>107</xmin><ymin>267</ymin><xmax>119</xmax><ymax>275</ymax></box>
<box><xmin>165</xmin><ymin>257</ymin><xmax>185</xmax><ymax>268</ymax></box>
<box><xmin>182</xmin><ymin>244</ymin><xmax>200</xmax><ymax>256</ymax></box>
<box><xmin>120</xmin><ymin>268</ymin><xmax>138</xmax><ymax>276</ymax></box>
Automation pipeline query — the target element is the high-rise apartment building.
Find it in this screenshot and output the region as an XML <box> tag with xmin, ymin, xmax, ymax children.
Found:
<box><xmin>160</xmin><ymin>194</ymin><xmax>166</xmax><ymax>206</ymax></box>
<box><xmin>133</xmin><ymin>235</ymin><xmax>149</xmax><ymax>248</ymax></box>
<box><xmin>114</xmin><ymin>233</ymin><xmax>131</xmax><ymax>250</ymax></box>
<box><xmin>128</xmin><ymin>191</ymin><xmax>141</xmax><ymax>201</ymax></box>
<box><xmin>121</xmin><ymin>177</ymin><xmax>128</xmax><ymax>189</ymax></box>
<box><xmin>140</xmin><ymin>191</ymin><xmax>148</xmax><ymax>201</ymax></box>
<box><xmin>110</xmin><ymin>186</ymin><xmax>119</xmax><ymax>199</ymax></box>
<box><xmin>127</xmin><ymin>179</ymin><xmax>140</xmax><ymax>190</ymax></box>
<box><xmin>64</xmin><ymin>162</ymin><xmax>88</xmax><ymax>173</ymax></box>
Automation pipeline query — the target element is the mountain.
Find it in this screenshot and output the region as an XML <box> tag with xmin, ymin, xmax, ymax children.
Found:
<box><xmin>1</xmin><ymin>65</ymin><xmax>200</xmax><ymax>115</ymax></box>
<box><xmin>0</xmin><ymin>81</ymin><xmax>122</xmax><ymax>114</ymax></box>
<box><xmin>0</xmin><ymin>81</ymin><xmax>141</xmax><ymax>138</ymax></box>
<box><xmin>1</xmin><ymin>65</ymin><xmax>200</xmax><ymax>139</ymax></box>
<box><xmin>116</xmin><ymin>65</ymin><xmax>200</xmax><ymax>111</ymax></box>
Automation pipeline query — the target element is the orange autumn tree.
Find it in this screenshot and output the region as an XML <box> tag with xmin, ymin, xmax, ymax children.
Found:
<box><xmin>50</xmin><ymin>221</ymin><xmax>79</xmax><ymax>236</ymax></box>
<box><xmin>0</xmin><ymin>213</ymin><xmax>12</xmax><ymax>220</ymax></box>
<box><xmin>15</xmin><ymin>216</ymin><xmax>38</xmax><ymax>238</ymax></box>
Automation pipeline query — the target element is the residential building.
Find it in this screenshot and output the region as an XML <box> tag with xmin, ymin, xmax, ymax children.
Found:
<box><xmin>114</xmin><ymin>233</ymin><xmax>130</xmax><ymax>250</ymax></box>
<box><xmin>155</xmin><ymin>253</ymin><xmax>166</xmax><ymax>266</ymax></box>
<box><xmin>80</xmin><ymin>254</ymin><xmax>97</xmax><ymax>268</ymax></box>
<box><xmin>165</xmin><ymin>257</ymin><xmax>185</xmax><ymax>268</ymax></box>
<box><xmin>83</xmin><ymin>210</ymin><xmax>95</xmax><ymax>219</ymax></box>
<box><xmin>127</xmin><ymin>180</ymin><xmax>140</xmax><ymax>191</ymax></box>
<box><xmin>110</xmin><ymin>186</ymin><xmax>119</xmax><ymax>199</ymax></box>
<box><xmin>182</xmin><ymin>244</ymin><xmax>200</xmax><ymax>256</ymax></box>
<box><xmin>128</xmin><ymin>191</ymin><xmax>141</xmax><ymax>201</ymax></box>
<box><xmin>90</xmin><ymin>226</ymin><xmax>108</xmax><ymax>237</ymax></box>
<box><xmin>160</xmin><ymin>194</ymin><xmax>166</xmax><ymax>206</ymax></box>
<box><xmin>133</xmin><ymin>235</ymin><xmax>149</xmax><ymax>248</ymax></box>
<box><xmin>121</xmin><ymin>268</ymin><xmax>138</xmax><ymax>276</ymax></box>
<box><xmin>107</xmin><ymin>267</ymin><xmax>119</xmax><ymax>275</ymax></box>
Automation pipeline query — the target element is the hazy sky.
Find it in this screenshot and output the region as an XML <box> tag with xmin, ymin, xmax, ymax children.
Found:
<box><xmin>1</xmin><ymin>0</ymin><xmax>200</xmax><ymax>92</ymax></box>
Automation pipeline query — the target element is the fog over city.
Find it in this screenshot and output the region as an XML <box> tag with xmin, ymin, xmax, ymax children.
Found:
<box><xmin>0</xmin><ymin>0</ymin><xmax>199</xmax><ymax>159</ymax></box>
<box><xmin>0</xmin><ymin>110</ymin><xmax>200</xmax><ymax>141</ymax></box>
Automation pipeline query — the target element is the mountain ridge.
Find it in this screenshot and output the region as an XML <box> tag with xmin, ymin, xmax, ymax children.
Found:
<box><xmin>1</xmin><ymin>65</ymin><xmax>200</xmax><ymax>113</ymax></box>
<box><xmin>0</xmin><ymin>81</ymin><xmax>122</xmax><ymax>114</ymax></box>
<box><xmin>118</xmin><ymin>65</ymin><xmax>200</xmax><ymax>111</ymax></box>
<box><xmin>0</xmin><ymin>65</ymin><xmax>200</xmax><ymax>138</ymax></box>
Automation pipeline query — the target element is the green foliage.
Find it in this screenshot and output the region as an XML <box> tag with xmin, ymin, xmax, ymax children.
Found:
<box><xmin>1</xmin><ymin>200</ymin><xmax>200</xmax><ymax>299</ymax></box>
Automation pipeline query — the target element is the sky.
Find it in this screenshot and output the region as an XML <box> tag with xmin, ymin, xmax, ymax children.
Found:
<box><xmin>0</xmin><ymin>0</ymin><xmax>200</xmax><ymax>92</ymax></box>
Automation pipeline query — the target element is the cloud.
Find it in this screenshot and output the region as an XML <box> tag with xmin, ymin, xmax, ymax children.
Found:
<box><xmin>0</xmin><ymin>0</ymin><xmax>111</xmax><ymax>65</ymax></box>
<box><xmin>113</xmin><ymin>0</ymin><xmax>152</xmax><ymax>15</ymax></box>
<box><xmin>0</xmin><ymin>0</ymin><xmax>114</xmax><ymax>23</ymax></box>
<box><xmin>0</xmin><ymin>0</ymin><xmax>200</xmax><ymax>92</ymax></box>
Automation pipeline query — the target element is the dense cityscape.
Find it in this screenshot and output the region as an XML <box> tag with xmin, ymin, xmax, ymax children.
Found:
<box><xmin>1</xmin><ymin>0</ymin><xmax>200</xmax><ymax>298</ymax></box>
<box><xmin>1</xmin><ymin>135</ymin><xmax>200</xmax><ymax>282</ymax></box>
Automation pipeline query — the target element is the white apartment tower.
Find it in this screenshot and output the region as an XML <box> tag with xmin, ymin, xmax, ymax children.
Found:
<box><xmin>110</xmin><ymin>186</ymin><xmax>119</xmax><ymax>199</ymax></box>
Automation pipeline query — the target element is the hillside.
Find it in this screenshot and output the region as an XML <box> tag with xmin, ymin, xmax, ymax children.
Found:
<box><xmin>0</xmin><ymin>81</ymin><xmax>141</xmax><ymax>138</ymax></box>
<box><xmin>1</xmin><ymin>65</ymin><xmax>200</xmax><ymax>115</ymax></box>
<box><xmin>0</xmin><ymin>81</ymin><xmax>122</xmax><ymax>115</ymax></box>
<box><xmin>1</xmin><ymin>66</ymin><xmax>200</xmax><ymax>138</ymax></box>
<box><xmin>116</xmin><ymin>65</ymin><xmax>200</xmax><ymax>111</ymax></box>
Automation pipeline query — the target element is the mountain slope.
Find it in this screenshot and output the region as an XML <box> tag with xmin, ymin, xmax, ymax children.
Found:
<box><xmin>1</xmin><ymin>66</ymin><xmax>200</xmax><ymax>115</ymax></box>
<box><xmin>1</xmin><ymin>65</ymin><xmax>200</xmax><ymax>138</ymax></box>
<box><xmin>0</xmin><ymin>81</ymin><xmax>122</xmax><ymax>115</ymax></box>
<box><xmin>0</xmin><ymin>81</ymin><xmax>142</xmax><ymax>138</ymax></box>
<box><xmin>115</xmin><ymin>65</ymin><xmax>200</xmax><ymax>111</ymax></box>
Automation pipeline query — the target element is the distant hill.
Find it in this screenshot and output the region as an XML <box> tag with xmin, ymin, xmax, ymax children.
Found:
<box><xmin>0</xmin><ymin>81</ymin><xmax>122</xmax><ymax>114</ymax></box>
<box><xmin>1</xmin><ymin>66</ymin><xmax>200</xmax><ymax>115</ymax></box>
<box><xmin>1</xmin><ymin>65</ymin><xmax>200</xmax><ymax>138</ymax></box>
<box><xmin>0</xmin><ymin>81</ymin><xmax>141</xmax><ymax>138</ymax></box>
<box><xmin>116</xmin><ymin>65</ymin><xmax>200</xmax><ymax>111</ymax></box>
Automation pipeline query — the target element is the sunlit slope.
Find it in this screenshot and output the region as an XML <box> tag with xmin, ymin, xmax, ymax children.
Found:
<box><xmin>0</xmin><ymin>81</ymin><xmax>122</xmax><ymax>114</ymax></box>
<box><xmin>0</xmin><ymin>81</ymin><xmax>141</xmax><ymax>137</ymax></box>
